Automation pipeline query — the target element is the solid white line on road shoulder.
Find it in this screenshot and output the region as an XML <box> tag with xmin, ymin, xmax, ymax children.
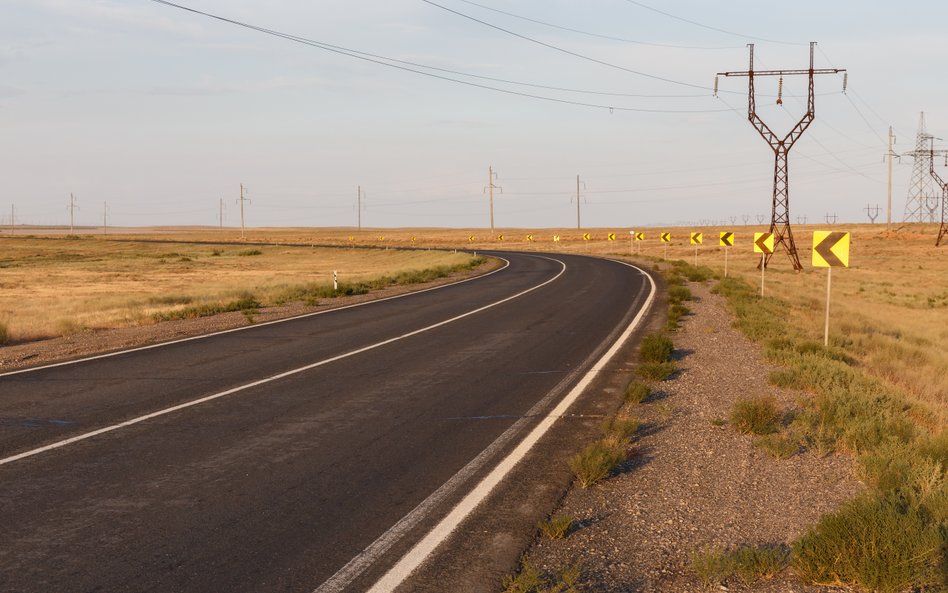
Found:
<box><xmin>0</xmin><ymin>257</ymin><xmax>564</xmax><ymax>468</ymax></box>
<box><xmin>363</xmin><ymin>260</ymin><xmax>655</xmax><ymax>593</ymax></box>
<box><xmin>0</xmin><ymin>256</ymin><xmax>510</xmax><ymax>379</ymax></box>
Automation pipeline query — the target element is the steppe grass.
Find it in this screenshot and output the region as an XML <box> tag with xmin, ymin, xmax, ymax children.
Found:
<box><xmin>709</xmin><ymin>270</ymin><xmax>947</xmax><ymax>591</ymax></box>
<box><xmin>0</xmin><ymin>321</ymin><xmax>9</xmax><ymax>345</ymax></box>
<box><xmin>537</xmin><ymin>515</ymin><xmax>575</xmax><ymax>540</ymax></box>
<box><xmin>0</xmin><ymin>236</ymin><xmax>485</xmax><ymax>341</ymax></box>
<box><xmin>639</xmin><ymin>333</ymin><xmax>674</xmax><ymax>364</ymax></box>
<box><xmin>636</xmin><ymin>361</ymin><xmax>677</xmax><ymax>382</ymax></box>
<box><xmin>691</xmin><ymin>544</ymin><xmax>790</xmax><ymax>590</ymax></box>
<box><xmin>729</xmin><ymin>396</ymin><xmax>782</xmax><ymax>435</ymax></box>
<box><xmin>501</xmin><ymin>560</ymin><xmax>582</xmax><ymax>593</ymax></box>
<box><xmin>568</xmin><ymin>438</ymin><xmax>628</xmax><ymax>489</ymax></box>
<box><xmin>623</xmin><ymin>381</ymin><xmax>651</xmax><ymax>404</ymax></box>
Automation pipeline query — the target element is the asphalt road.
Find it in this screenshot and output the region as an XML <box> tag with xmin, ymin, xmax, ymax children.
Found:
<box><xmin>0</xmin><ymin>251</ymin><xmax>653</xmax><ymax>593</ymax></box>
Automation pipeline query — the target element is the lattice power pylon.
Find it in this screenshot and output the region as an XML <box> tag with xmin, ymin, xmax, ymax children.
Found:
<box><xmin>929</xmin><ymin>138</ymin><xmax>948</xmax><ymax>246</ymax></box>
<box><xmin>902</xmin><ymin>113</ymin><xmax>948</xmax><ymax>222</ymax></box>
<box><xmin>717</xmin><ymin>42</ymin><xmax>845</xmax><ymax>270</ymax></box>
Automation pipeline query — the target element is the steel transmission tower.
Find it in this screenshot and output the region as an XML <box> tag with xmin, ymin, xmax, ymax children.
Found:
<box><xmin>717</xmin><ymin>42</ymin><xmax>845</xmax><ymax>270</ymax></box>
<box><xmin>903</xmin><ymin>113</ymin><xmax>948</xmax><ymax>223</ymax></box>
<box><xmin>929</xmin><ymin>138</ymin><xmax>948</xmax><ymax>246</ymax></box>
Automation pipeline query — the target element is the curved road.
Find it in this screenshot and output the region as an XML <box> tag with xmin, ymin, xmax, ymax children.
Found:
<box><xmin>0</xmin><ymin>251</ymin><xmax>653</xmax><ymax>593</ymax></box>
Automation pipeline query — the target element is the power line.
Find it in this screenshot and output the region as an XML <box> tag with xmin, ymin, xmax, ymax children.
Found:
<box><xmin>453</xmin><ymin>0</ymin><xmax>744</xmax><ymax>50</ymax></box>
<box><xmin>420</xmin><ymin>0</ymin><xmax>721</xmax><ymax>92</ymax></box>
<box><xmin>620</xmin><ymin>0</ymin><xmax>804</xmax><ymax>46</ymax></box>
<box><xmin>150</xmin><ymin>0</ymin><xmax>729</xmax><ymax>113</ymax></box>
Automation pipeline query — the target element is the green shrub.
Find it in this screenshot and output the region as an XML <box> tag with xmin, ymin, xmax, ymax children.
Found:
<box><xmin>502</xmin><ymin>560</ymin><xmax>582</xmax><ymax>593</ymax></box>
<box><xmin>730</xmin><ymin>396</ymin><xmax>781</xmax><ymax>435</ymax></box>
<box><xmin>568</xmin><ymin>439</ymin><xmax>628</xmax><ymax>488</ymax></box>
<box><xmin>667</xmin><ymin>303</ymin><xmax>690</xmax><ymax>330</ymax></box>
<box><xmin>152</xmin><ymin>293</ymin><xmax>260</xmax><ymax>322</ymax></box>
<box><xmin>690</xmin><ymin>546</ymin><xmax>729</xmax><ymax>591</ymax></box>
<box><xmin>691</xmin><ymin>544</ymin><xmax>790</xmax><ymax>590</ymax></box>
<box><xmin>602</xmin><ymin>414</ymin><xmax>640</xmax><ymax>441</ymax></box>
<box><xmin>624</xmin><ymin>381</ymin><xmax>651</xmax><ymax>404</ymax></box>
<box><xmin>537</xmin><ymin>515</ymin><xmax>574</xmax><ymax>540</ymax></box>
<box><xmin>792</xmin><ymin>494</ymin><xmax>945</xmax><ymax>593</ymax></box>
<box><xmin>753</xmin><ymin>433</ymin><xmax>799</xmax><ymax>459</ymax></box>
<box><xmin>667</xmin><ymin>285</ymin><xmax>692</xmax><ymax>304</ymax></box>
<box><xmin>640</xmin><ymin>333</ymin><xmax>674</xmax><ymax>363</ymax></box>
<box><xmin>637</xmin><ymin>361</ymin><xmax>677</xmax><ymax>382</ymax></box>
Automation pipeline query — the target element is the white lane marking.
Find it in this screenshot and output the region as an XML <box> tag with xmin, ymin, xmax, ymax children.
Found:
<box><xmin>0</xmin><ymin>256</ymin><xmax>510</xmax><ymax>379</ymax></box>
<box><xmin>0</xmin><ymin>257</ymin><xmax>565</xmax><ymax>468</ymax></box>
<box><xmin>364</xmin><ymin>261</ymin><xmax>655</xmax><ymax>593</ymax></box>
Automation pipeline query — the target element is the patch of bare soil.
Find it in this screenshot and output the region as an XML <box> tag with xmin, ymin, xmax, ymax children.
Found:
<box><xmin>0</xmin><ymin>264</ymin><xmax>493</xmax><ymax>372</ymax></box>
<box><xmin>521</xmin><ymin>282</ymin><xmax>863</xmax><ymax>592</ymax></box>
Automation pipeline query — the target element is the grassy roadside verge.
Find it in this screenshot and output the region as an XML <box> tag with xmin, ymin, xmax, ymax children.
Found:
<box><xmin>152</xmin><ymin>258</ymin><xmax>487</xmax><ymax>323</ymax></box>
<box><xmin>710</xmin><ymin>270</ymin><xmax>947</xmax><ymax>592</ymax></box>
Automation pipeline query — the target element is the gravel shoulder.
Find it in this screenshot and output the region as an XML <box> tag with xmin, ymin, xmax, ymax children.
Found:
<box><xmin>518</xmin><ymin>280</ymin><xmax>863</xmax><ymax>592</ymax></box>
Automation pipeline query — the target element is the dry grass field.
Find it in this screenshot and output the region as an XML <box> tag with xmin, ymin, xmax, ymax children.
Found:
<box><xmin>0</xmin><ymin>233</ymin><xmax>478</xmax><ymax>342</ymax></box>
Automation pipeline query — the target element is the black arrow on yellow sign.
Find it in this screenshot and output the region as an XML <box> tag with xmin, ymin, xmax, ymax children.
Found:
<box><xmin>720</xmin><ymin>232</ymin><xmax>733</xmax><ymax>247</ymax></box>
<box><xmin>813</xmin><ymin>231</ymin><xmax>849</xmax><ymax>267</ymax></box>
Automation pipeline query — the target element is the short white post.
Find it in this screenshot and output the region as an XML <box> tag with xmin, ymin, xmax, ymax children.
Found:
<box><xmin>760</xmin><ymin>254</ymin><xmax>765</xmax><ymax>297</ymax></box>
<box><xmin>333</xmin><ymin>270</ymin><xmax>338</xmax><ymax>292</ymax></box>
<box><xmin>724</xmin><ymin>247</ymin><xmax>729</xmax><ymax>278</ymax></box>
<box><xmin>824</xmin><ymin>266</ymin><xmax>832</xmax><ymax>347</ymax></box>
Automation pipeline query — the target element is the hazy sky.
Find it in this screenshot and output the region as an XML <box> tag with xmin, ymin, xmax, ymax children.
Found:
<box><xmin>2</xmin><ymin>0</ymin><xmax>946</xmax><ymax>229</ymax></box>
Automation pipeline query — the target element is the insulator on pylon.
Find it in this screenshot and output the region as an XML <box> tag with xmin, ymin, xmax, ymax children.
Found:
<box><xmin>776</xmin><ymin>76</ymin><xmax>783</xmax><ymax>105</ymax></box>
<box><xmin>713</xmin><ymin>75</ymin><xmax>719</xmax><ymax>97</ymax></box>
<box><xmin>843</xmin><ymin>72</ymin><xmax>848</xmax><ymax>93</ymax></box>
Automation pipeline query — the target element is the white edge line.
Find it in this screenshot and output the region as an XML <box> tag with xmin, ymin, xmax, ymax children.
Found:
<box><xmin>365</xmin><ymin>260</ymin><xmax>656</xmax><ymax>593</ymax></box>
<box><xmin>0</xmin><ymin>256</ymin><xmax>564</xmax><ymax>468</ymax></box>
<box><xmin>0</xmin><ymin>255</ymin><xmax>509</xmax><ymax>379</ymax></box>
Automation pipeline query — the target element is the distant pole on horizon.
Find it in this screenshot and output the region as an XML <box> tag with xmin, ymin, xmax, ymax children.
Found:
<box><xmin>103</xmin><ymin>201</ymin><xmax>108</xmax><ymax>235</ymax></box>
<box><xmin>10</xmin><ymin>204</ymin><xmax>14</xmax><ymax>234</ymax></box>
<box><xmin>358</xmin><ymin>185</ymin><xmax>363</xmax><ymax>230</ymax></box>
<box><xmin>576</xmin><ymin>175</ymin><xmax>582</xmax><ymax>229</ymax></box>
<box><xmin>219</xmin><ymin>198</ymin><xmax>224</xmax><ymax>230</ymax></box>
<box><xmin>237</xmin><ymin>183</ymin><xmax>250</xmax><ymax>239</ymax></box>
<box><xmin>68</xmin><ymin>193</ymin><xmax>78</xmax><ymax>233</ymax></box>
<box><xmin>484</xmin><ymin>166</ymin><xmax>501</xmax><ymax>231</ymax></box>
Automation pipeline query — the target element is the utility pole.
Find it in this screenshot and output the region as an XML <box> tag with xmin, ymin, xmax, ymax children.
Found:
<box><xmin>68</xmin><ymin>193</ymin><xmax>79</xmax><ymax>233</ymax></box>
<box><xmin>717</xmin><ymin>42</ymin><xmax>846</xmax><ymax>270</ymax></box>
<box><xmin>886</xmin><ymin>126</ymin><xmax>897</xmax><ymax>230</ymax></box>
<box><xmin>573</xmin><ymin>175</ymin><xmax>586</xmax><ymax>229</ymax></box>
<box><xmin>237</xmin><ymin>183</ymin><xmax>250</xmax><ymax>239</ymax></box>
<box><xmin>357</xmin><ymin>185</ymin><xmax>366</xmax><ymax>230</ymax></box>
<box><xmin>483</xmin><ymin>166</ymin><xmax>502</xmax><ymax>231</ymax></box>
<box><xmin>928</xmin><ymin>137</ymin><xmax>948</xmax><ymax>246</ymax></box>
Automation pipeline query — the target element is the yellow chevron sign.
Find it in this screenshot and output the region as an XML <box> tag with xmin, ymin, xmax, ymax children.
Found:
<box><xmin>582</xmin><ymin>233</ymin><xmax>591</xmax><ymax>241</ymax></box>
<box><xmin>720</xmin><ymin>231</ymin><xmax>734</xmax><ymax>247</ymax></box>
<box><xmin>526</xmin><ymin>234</ymin><xmax>534</xmax><ymax>242</ymax></box>
<box><xmin>607</xmin><ymin>233</ymin><xmax>616</xmax><ymax>241</ymax></box>
<box><xmin>553</xmin><ymin>235</ymin><xmax>561</xmax><ymax>242</ymax></box>
<box><xmin>690</xmin><ymin>232</ymin><xmax>703</xmax><ymax>245</ymax></box>
<box><xmin>635</xmin><ymin>232</ymin><xmax>644</xmax><ymax>241</ymax></box>
<box><xmin>410</xmin><ymin>236</ymin><xmax>416</xmax><ymax>242</ymax></box>
<box><xmin>812</xmin><ymin>231</ymin><xmax>850</xmax><ymax>268</ymax></box>
<box><xmin>347</xmin><ymin>236</ymin><xmax>354</xmax><ymax>241</ymax></box>
<box><xmin>660</xmin><ymin>232</ymin><xmax>671</xmax><ymax>243</ymax></box>
<box><xmin>497</xmin><ymin>234</ymin><xmax>505</xmax><ymax>241</ymax></box>
<box><xmin>754</xmin><ymin>232</ymin><xmax>774</xmax><ymax>254</ymax></box>
<box><xmin>377</xmin><ymin>236</ymin><xmax>385</xmax><ymax>241</ymax></box>
<box><xmin>468</xmin><ymin>235</ymin><xmax>475</xmax><ymax>242</ymax></box>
